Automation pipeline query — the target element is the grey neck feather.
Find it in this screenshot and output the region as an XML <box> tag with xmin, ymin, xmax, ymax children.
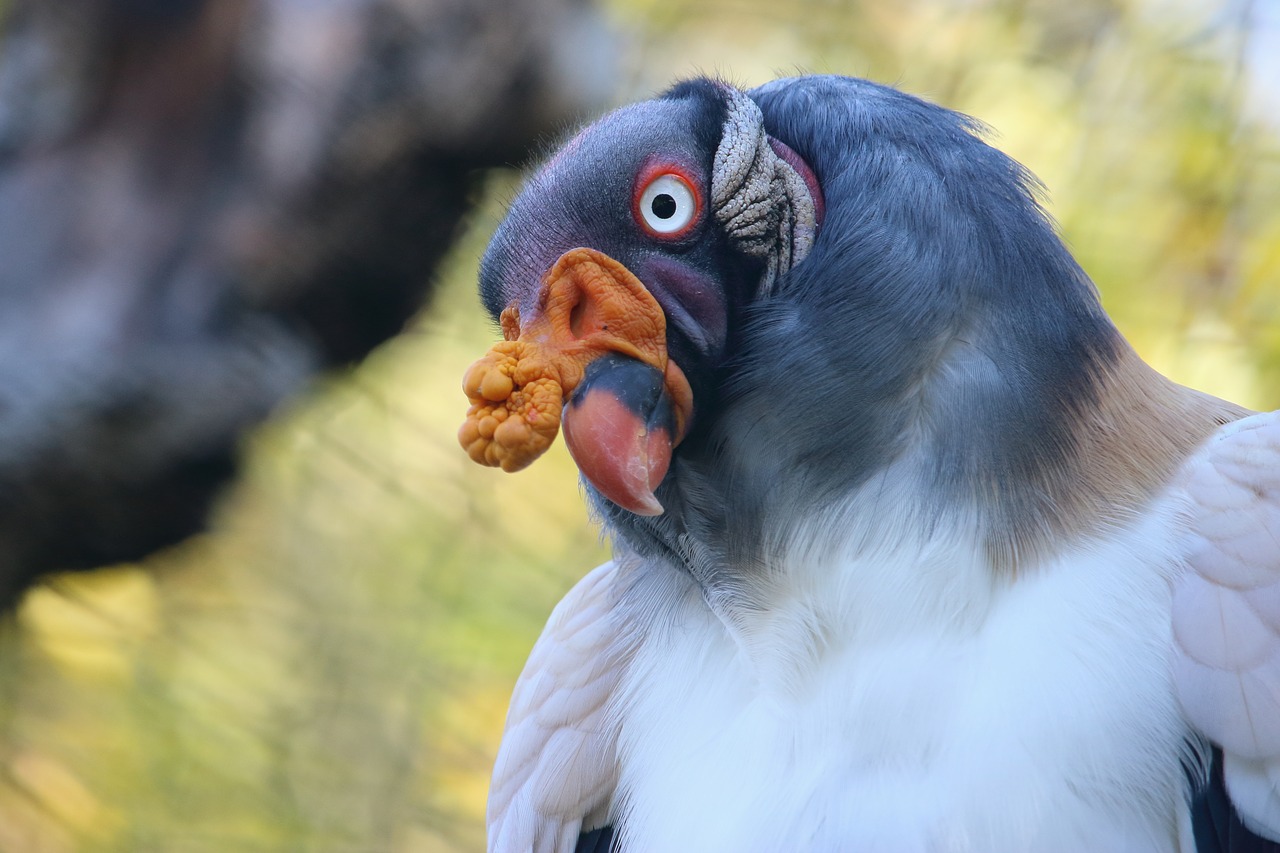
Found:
<box><xmin>711</xmin><ymin>87</ymin><xmax>818</xmax><ymax>296</ymax></box>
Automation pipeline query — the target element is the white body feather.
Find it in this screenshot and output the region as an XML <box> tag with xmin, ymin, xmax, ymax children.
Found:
<box><xmin>611</xmin><ymin>482</ymin><xmax>1197</xmax><ymax>852</ymax></box>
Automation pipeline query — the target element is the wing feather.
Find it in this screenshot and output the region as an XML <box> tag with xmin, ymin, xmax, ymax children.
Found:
<box><xmin>487</xmin><ymin>560</ymin><xmax>629</xmax><ymax>853</ymax></box>
<box><xmin>1175</xmin><ymin>410</ymin><xmax>1280</xmax><ymax>843</ymax></box>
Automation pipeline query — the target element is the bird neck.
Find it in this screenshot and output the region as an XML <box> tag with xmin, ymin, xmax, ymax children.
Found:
<box><xmin>607</xmin><ymin>336</ymin><xmax>1246</xmax><ymax>626</ymax></box>
<box><xmin>913</xmin><ymin>341</ymin><xmax>1248</xmax><ymax>570</ymax></box>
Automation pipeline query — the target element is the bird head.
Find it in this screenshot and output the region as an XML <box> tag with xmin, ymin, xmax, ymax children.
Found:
<box><xmin>461</xmin><ymin>78</ymin><xmax>823</xmax><ymax>512</ymax></box>
<box><xmin>462</xmin><ymin>76</ymin><xmax>1132</xmax><ymax>570</ymax></box>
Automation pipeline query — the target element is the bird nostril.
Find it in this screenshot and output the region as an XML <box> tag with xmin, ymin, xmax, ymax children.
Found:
<box><xmin>569</xmin><ymin>294</ymin><xmax>588</xmax><ymax>339</ymax></box>
<box><xmin>568</xmin><ymin>291</ymin><xmax>609</xmax><ymax>341</ymax></box>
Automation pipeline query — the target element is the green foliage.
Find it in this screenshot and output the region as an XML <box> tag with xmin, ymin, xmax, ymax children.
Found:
<box><xmin>1</xmin><ymin>1</ymin><xmax>1276</xmax><ymax>849</ymax></box>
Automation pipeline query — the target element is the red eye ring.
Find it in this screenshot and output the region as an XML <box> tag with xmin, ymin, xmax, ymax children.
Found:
<box><xmin>632</xmin><ymin>160</ymin><xmax>704</xmax><ymax>240</ymax></box>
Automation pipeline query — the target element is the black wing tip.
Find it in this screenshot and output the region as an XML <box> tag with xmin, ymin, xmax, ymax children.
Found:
<box><xmin>575</xmin><ymin>825</ymin><xmax>616</xmax><ymax>853</ymax></box>
<box><xmin>1190</xmin><ymin>747</ymin><xmax>1280</xmax><ymax>853</ymax></box>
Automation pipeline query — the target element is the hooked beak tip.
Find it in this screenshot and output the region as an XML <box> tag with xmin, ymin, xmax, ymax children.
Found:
<box><xmin>561</xmin><ymin>355</ymin><xmax>676</xmax><ymax>517</ymax></box>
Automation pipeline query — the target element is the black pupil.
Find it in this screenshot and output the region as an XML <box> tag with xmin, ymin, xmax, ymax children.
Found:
<box><xmin>651</xmin><ymin>193</ymin><xmax>678</xmax><ymax>219</ymax></box>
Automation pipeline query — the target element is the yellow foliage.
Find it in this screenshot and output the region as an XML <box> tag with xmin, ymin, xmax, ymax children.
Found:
<box><xmin>19</xmin><ymin>568</ymin><xmax>159</xmax><ymax>681</ymax></box>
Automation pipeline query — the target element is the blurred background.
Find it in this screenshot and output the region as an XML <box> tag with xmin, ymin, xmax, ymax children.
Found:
<box><xmin>0</xmin><ymin>0</ymin><xmax>1277</xmax><ymax>849</ymax></box>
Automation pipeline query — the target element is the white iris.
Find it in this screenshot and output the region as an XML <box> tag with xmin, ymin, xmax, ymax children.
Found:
<box><xmin>639</xmin><ymin>174</ymin><xmax>696</xmax><ymax>234</ymax></box>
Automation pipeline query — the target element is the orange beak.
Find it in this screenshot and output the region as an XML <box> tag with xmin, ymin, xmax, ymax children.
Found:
<box><xmin>459</xmin><ymin>248</ymin><xmax>694</xmax><ymax>515</ymax></box>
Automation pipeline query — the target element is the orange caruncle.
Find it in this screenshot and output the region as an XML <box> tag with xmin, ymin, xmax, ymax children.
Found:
<box><xmin>459</xmin><ymin>341</ymin><xmax>568</xmax><ymax>472</ymax></box>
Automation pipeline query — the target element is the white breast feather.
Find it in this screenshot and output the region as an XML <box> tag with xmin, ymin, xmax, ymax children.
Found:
<box><xmin>611</xmin><ymin>487</ymin><xmax>1198</xmax><ymax>852</ymax></box>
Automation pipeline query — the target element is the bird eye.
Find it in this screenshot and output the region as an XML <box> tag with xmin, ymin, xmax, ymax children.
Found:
<box><xmin>636</xmin><ymin>172</ymin><xmax>699</xmax><ymax>238</ymax></box>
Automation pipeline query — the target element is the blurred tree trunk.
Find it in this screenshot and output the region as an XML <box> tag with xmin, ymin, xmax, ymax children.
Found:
<box><xmin>0</xmin><ymin>0</ymin><xmax>614</xmax><ymax>607</ymax></box>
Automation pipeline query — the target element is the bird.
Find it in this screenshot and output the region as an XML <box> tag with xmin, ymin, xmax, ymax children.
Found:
<box><xmin>458</xmin><ymin>75</ymin><xmax>1280</xmax><ymax>852</ymax></box>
